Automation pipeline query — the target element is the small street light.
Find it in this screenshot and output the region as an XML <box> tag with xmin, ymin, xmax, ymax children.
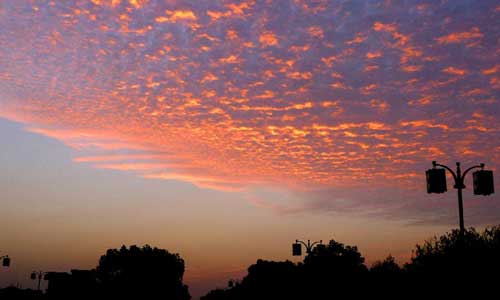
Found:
<box><xmin>1</xmin><ymin>255</ymin><xmax>10</xmax><ymax>267</ymax></box>
<box><xmin>31</xmin><ymin>270</ymin><xmax>48</xmax><ymax>291</ymax></box>
<box><xmin>292</xmin><ymin>239</ymin><xmax>323</xmax><ymax>256</ymax></box>
<box><xmin>426</xmin><ymin>161</ymin><xmax>495</xmax><ymax>232</ymax></box>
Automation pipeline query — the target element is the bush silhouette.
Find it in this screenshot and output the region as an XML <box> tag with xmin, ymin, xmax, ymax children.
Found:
<box><xmin>96</xmin><ymin>245</ymin><xmax>190</xmax><ymax>299</ymax></box>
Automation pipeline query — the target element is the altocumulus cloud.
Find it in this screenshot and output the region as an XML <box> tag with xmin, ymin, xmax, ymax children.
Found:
<box><xmin>0</xmin><ymin>0</ymin><xmax>499</xmax><ymax>224</ymax></box>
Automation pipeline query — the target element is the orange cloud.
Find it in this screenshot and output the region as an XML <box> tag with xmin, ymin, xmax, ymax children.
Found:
<box><xmin>373</xmin><ymin>22</ymin><xmax>409</xmax><ymax>47</ymax></box>
<box><xmin>307</xmin><ymin>26</ymin><xmax>324</xmax><ymax>38</ymax></box>
<box><xmin>286</xmin><ymin>71</ymin><xmax>312</xmax><ymax>80</ymax></box>
<box><xmin>361</xmin><ymin>84</ymin><xmax>378</xmax><ymax>94</ymax></box>
<box><xmin>156</xmin><ymin>10</ymin><xmax>197</xmax><ymax>23</ymax></box>
<box><xmin>408</xmin><ymin>95</ymin><xmax>433</xmax><ymax>106</ymax></box>
<box><xmin>364</xmin><ymin>65</ymin><xmax>379</xmax><ymax>72</ymax></box>
<box><xmin>219</xmin><ymin>55</ymin><xmax>240</xmax><ymax>64</ymax></box>
<box><xmin>345</xmin><ymin>34</ymin><xmax>366</xmax><ymax>45</ymax></box>
<box><xmin>482</xmin><ymin>65</ymin><xmax>499</xmax><ymax>75</ymax></box>
<box><xmin>91</xmin><ymin>0</ymin><xmax>124</xmax><ymax>7</ymax></box>
<box><xmin>96</xmin><ymin>163</ymin><xmax>170</xmax><ymax>171</ymax></box>
<box><xmin>128</xmin><ymin>0</ymin><xmax>147</xmax><ymax>9</ymax></box>
<box><xmin>259</xmin><ymin>31</ymin><xmax>278</xmax><ymax>47</ymax></box>
<box><xmin>401</xmin><ymin>65</ymin><xmax>422</xmax><ymax>72</ymax></box>
<box><xmin>442</xmin><ymin>67</ymin><xmax>467</xmax><ymax>76</ymax></box>
<box><xmin>2</xmin><ymin>0</ymin><xmax>499</xmax><ymax>196</ymax></box>
<box><xmin>201</xmin><ymin>73</ymin><xmax>219</xmax><ymax>83</ymax></box>
<box><xmin>400</xmin><ymin>120</ymin><xmax>449</xmax><ymax>131</ymax></box>
<box><xmin>366</xmin><ymin>51</ymin><xmax>382</xmax><ymax>59</ymax></box>
<box><xmin>370</xmin><ymin>99</ymin><xmax>390</xmax><ymax>112</ymax></box>
<box><xmin>225</xmin><ymin>2</ymin><xmax>254</xmax><ymax>15</ymax></box>
<box><xmin>436</xmin><ymin>27</ymin><xmax>483</xmax><ymax>44</ymax></box>
<box><xmin>207</xmin><ymin>10</ymin><xmax>232</xmax><ymax>21</ymax></box>
<box><xmin>373</xmin><ymin>22</ymin><xmax>397</xmax><ymax>32</ymax></box>
<box><xmin>74</xmin><ymin>154</ymin><xmax>170</xmax><ymax>163</ymax></box>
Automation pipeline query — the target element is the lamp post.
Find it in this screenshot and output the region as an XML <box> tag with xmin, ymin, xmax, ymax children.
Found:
<box><xmin>426</xmin><ymin>161</ymin><xmax>495</xmax><ymax>232</ymax></box>
<box><xmin>292</xmin><ymin>239</ymin><xmax>323</xmax><ymax>256</ymax></box>
<box><xmin>1</xmin><ymin>255</ymin><xmax>10</xmax><ymax>267</ymax></box>
<box><xmin>31</xmin><ymin>271</ymin><xmax>47</xmax><ymax>291</ymax></box>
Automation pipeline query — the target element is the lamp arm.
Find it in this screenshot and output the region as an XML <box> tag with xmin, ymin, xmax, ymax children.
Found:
<box><xmin>435</xmin><ymin>163</ymin><xmax>458</xmax><ymax>182</ymax></box>
<box><xmin>462</xmin><ymin>164</ymin><xmax>484</xmax><ymax>181</ymax></box>
<box><xmin>309</xmin><ymin>241</ymin><xmax>322</xmax><ymax>249</ymax></box>
<box><xmin>296</xmin><ymin>240</ymin><xmax>309</xmax><ymax>249</ymax></box>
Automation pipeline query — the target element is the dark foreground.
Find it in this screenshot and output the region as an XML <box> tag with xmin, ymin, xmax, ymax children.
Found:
<box><xmin>1</xmin><ymin>226</ymin><xmax>499</xmax><ymax>300</ymax></box>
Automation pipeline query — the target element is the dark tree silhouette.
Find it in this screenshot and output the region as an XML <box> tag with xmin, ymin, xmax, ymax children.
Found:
<box><xmin>404</xmin><ymin>226</ymin><xmax>500</xmax><ymax>296</ymax></box>
<box><xmin>407</xmin><ymin>227</ymin><xmax>500</xmax><ymax>272</ymax></box>
<box><xmin>201</xmin><ymin>260</ymin><xmax>301</xmax><ymax>300</ymax></box>
<box><xmin>202</xmin><ymin>239</ymin><xmax>368</xmax><ymax>300</ymax></box>
<box><xmin>96</xmin><ymin>245</ymin><xmax>190</xmax><ymax>299</ymax></box>
<box><xmin>240</xmin><ymin>260</ymin><xmax>301</xmax><ymax>299</ymax></box>
<box><xmin>370</xmin><ymin>255</ymin><xmax>401</xmax><ymax>275</ymax></box>
<box><xmin>303</xmin><ymin>239</ymin><xmax>367</xmax><ymax>274</ymax></box>
<box><xmin>369</xmin><ymin>255</ymin><xmax>403</xmax><ymax>298</ymax></box>
<box><xmin>202</xmin><ymin>227</ymin><xmax>500</xmax><ymax>299</ymax></box>
<box><xmin>302</xmin><ymin>240</ymin><xmax>368</xmax><ymax>298</ymax></box>
<box><xmin>23</xmin><ymin>227</ymin><xmax>500</xmax><ymax>300</ymax></box>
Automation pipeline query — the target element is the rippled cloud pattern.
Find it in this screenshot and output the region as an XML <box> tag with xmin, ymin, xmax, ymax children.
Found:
<box><xmin>1</xmin><ymin>1</ymin><xmax>499</xmax><ymax>204</ymax></box>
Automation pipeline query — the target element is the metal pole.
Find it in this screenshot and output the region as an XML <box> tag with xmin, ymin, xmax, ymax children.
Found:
<box><xmin>38</xmin><ymin>272</ymin><xmax>42</xmax><ymax>291</ymax></box>
<box><xmin>455</xmin><ymin>162</ymin><xmax>465</xmax><ymax>233</ymax></box>
<box><xmin>431</xmin><ymin>161</ymin><xmax>490</xmax><ymax>233</ymax></box>
<box><xmin>457</xmin><ymin>186</ymin><xmax>464</xmax><ymax>232</ymax></box>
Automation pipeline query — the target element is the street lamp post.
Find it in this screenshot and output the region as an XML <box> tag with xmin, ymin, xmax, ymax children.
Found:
<box><xmin>292</xmin><ymin>239</ymin><xmax>323</xmax><ymax>256</ymax></box>
<box><xmin>426</xmin><ymin>161</ymin><xmax>495</xmax><ymax>232</ymax></box>
<box><xmin>31</xmin><ymin>271</ymin><xmax>47</xmax><ymax>291</ymax></box>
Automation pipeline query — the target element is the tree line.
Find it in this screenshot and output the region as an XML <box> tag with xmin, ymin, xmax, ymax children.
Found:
<box><xmin>1</xmin><ymin>226</ymin><xmax>499</xmax><ymax>299</ymax></box>
<box><xmin>203</xmin><ymin>226</ymin><xmax>500</xmax><ymax>299</ymax></box>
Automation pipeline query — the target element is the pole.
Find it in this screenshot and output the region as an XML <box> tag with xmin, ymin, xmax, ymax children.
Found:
<box><xmin>455</xmin><ymin>162</ymin><xmax>465</xmax><ymax>233</ymax></box>
<box><xmin>431</xmin><ymin>161</ymin><xmax>490</xmax><ymax>233</ymax></box>
<box><xmin>38</xmin><ymin>272</ymin><xmax>42</xmax><ymax>291</ymax></box>
<box><xmin>457</xmin><ymin>186</ymin><xmax>464</xmax><ymax>232</ymax></box>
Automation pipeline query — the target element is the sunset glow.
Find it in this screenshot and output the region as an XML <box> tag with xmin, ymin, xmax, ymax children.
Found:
<box><xmin>2</xmin><ymin>1</ymin><xmax>500</xmax><ymax>192</ymax></box>
<box><xmin>1</xmin><ymin>1</ymin><xmax>500</xmax><ymax>298</ymax></box>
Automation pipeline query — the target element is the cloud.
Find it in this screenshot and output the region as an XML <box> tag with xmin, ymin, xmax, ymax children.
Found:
<box><xmin>156</xmin><ymin>10</ymin><xmax>197</xmax><ymax>23</ymax></box>
<box><xmin>436</xmin><ymin>27</ymin><xmax>483</xmax><ymax>44</ymax></box>
<box><xmin>442</xmin><ymin>67</ymin><xmax>467</xmax><ymax>76</ymax></box>
<box><xmin>0</xmin><ymin>0</ymin><xmax>499</xmax><ymax>224</ymax></box>
<box><xmin>259</xmin><ymin>31</ymin><xmax>279</xmax><ymax>47</ymax></box>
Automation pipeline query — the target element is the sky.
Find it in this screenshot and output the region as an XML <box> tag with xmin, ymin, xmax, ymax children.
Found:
<box><xmin>1</xmin><ymin>0</ymin><xmax>500</xmax><ymax>298</ymax></box>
